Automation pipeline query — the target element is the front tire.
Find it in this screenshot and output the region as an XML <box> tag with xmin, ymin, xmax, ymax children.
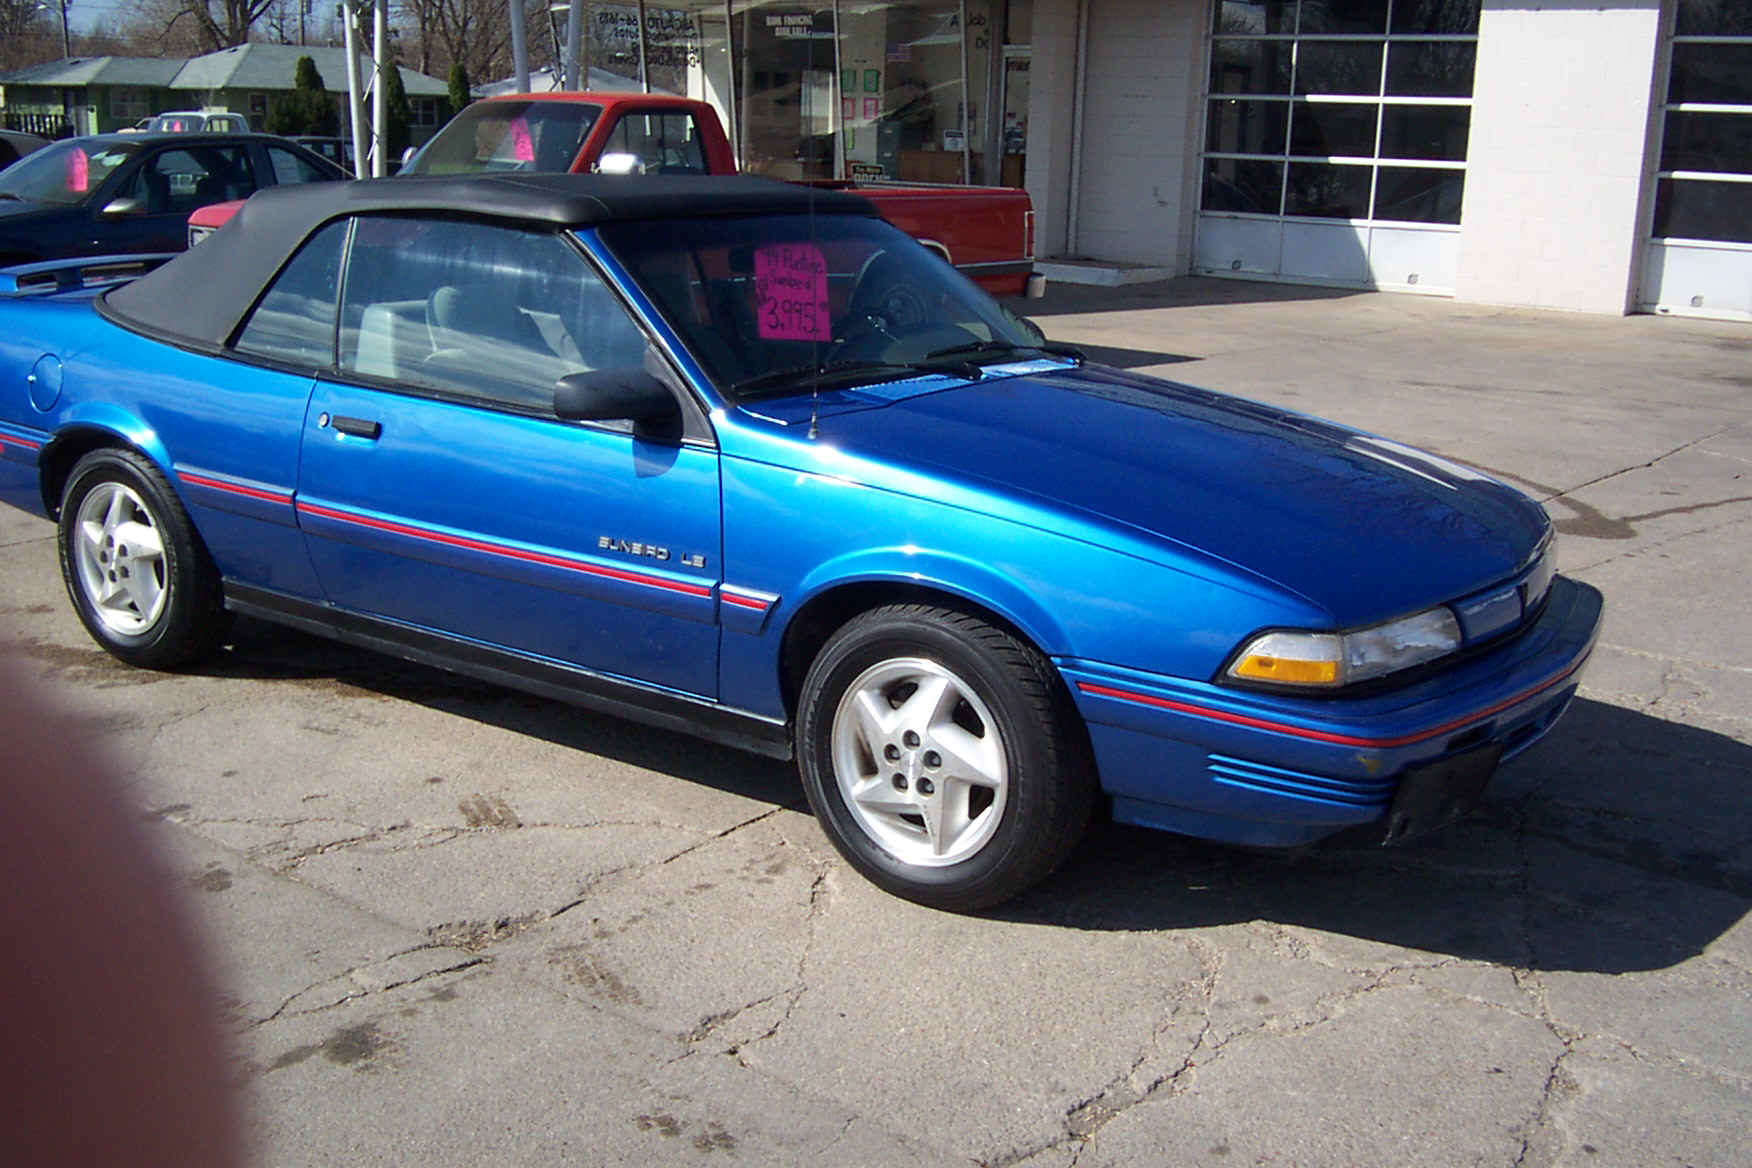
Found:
<box><xmin>796</xmin><ymin>605</ymin><xmax>1093</xmax><ymax>910</ymax></box>
<box><xmin>58</xmin><ymin>448</ymin><xmax>227</xmax><ymax>669</ymax></box>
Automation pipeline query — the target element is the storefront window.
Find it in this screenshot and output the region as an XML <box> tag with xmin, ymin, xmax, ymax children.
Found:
<box><xmin>582</xmin><ymin>0</ymin><xmax>993</xmax><ymax>185</ymax></box>
<box><xmin>839</xmin><ymin>2</ymin><xmax>969</xmax><ymax>183</ymax></box>
<box><xmin>587</xmin><ymin>5</ymin><xmax>650</xmax><ymax>89</ymax></box>
<box><xmin>725</xmin><ymin>4</ymin><xmax>836</xmax><ymax>179</ymax></box>
<box><xmin>581</xmin><ymin>4</ymin><xmax>721</xmax><ymax>97</ymax></box>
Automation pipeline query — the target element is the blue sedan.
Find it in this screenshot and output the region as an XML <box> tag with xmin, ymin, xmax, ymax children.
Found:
<box><xmin>0</xmin><ymin>174</ymin><xmax>1601</xmax><ymax>908</ymax></box>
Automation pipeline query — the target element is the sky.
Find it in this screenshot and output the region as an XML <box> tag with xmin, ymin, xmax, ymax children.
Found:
<box><xmin>58</xmin><ymin>0</ymin><xmax>130</xmax><ymax>36</ymax></box>
<box><xmin>60</xmin><ymin>0</ymin><xmax>336</xmax><ymax>37</ymax></box>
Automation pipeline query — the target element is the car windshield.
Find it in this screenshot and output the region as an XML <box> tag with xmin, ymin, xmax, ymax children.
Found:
<box><xmin>405</xmin><ymin>100</ymin><xmax>602</xmax><ymax>176</ymax></box>
<box><xmin>0</xmin><ymin>139</ymin><xmax>140</xmax><ymax>206</ymax></box>
<box><xmin>594</xmin><ymin>213</ymin><xmax>1051</xmax><ymax>401</ymax></box>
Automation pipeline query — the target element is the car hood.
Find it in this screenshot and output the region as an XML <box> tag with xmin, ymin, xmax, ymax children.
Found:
<box><xmin>769</xmin><ymin>363</ymin><xmax>1550</xmax><ymax>626</ymax></box>
<box><xmin>0</xmin><ymin>201</ymin><xmax>67</xmax><ymax>237</ymax></box>
<box><xmin>0</xmin><ymin>200</ymin><xmax>55</xmax><ymax>221</ymax></box>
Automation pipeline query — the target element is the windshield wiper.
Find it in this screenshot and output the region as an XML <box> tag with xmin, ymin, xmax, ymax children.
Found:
<box><xmin>0</xmin><ymin>192</ymin><xmax>23</xmax><ymax>201</ymax></box>
<box><xmin>924</xmin><ymin>339</ymin><xmax>1085</xmax><ymax>364</ymax></box>
<box><xmin>732</xmin><ymin>358</ymin><xmax>975</xmax><ymax>401</ymax></box>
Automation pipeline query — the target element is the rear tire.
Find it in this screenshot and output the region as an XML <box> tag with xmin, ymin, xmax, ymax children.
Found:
<box><xmin>58</xmin><ymin>448</ymin><xmax>227</xmax><ymax>669</ymax></box>
<box><xmin>796</xmin><ymin>604</ymin><xmax>1093</xmax><ymax>910</ymax></box>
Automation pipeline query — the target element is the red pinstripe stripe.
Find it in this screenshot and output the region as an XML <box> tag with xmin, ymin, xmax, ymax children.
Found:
<box><xmin>1076</xmin><ymin>659</ymin><xmax>1585</xmax><ymax>750</ymax></box>
<box><xmin>295</xmin><ymin>501</ymin><xmax>714</xmax><ymax>598</ymax></box>
<box><xmin>721</xmin><ymin>592</ymin><xmax>771</xmax><ymax>610</ymax></box>
<box><xmin>0</xmin><ymin>433</ymin><xmax>43</xmax><ymax>451</ymax></box>
<box><xmin>177</xmin><ymin>471</ymin><xmax>293</xmax><ymax>505</ymax></box>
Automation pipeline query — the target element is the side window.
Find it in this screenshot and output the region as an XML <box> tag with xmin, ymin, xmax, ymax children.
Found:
<box><xmin>266</xmin><ymin>146</ymin><xmax>332</xmax><ymax>186</ymax></box>
<box><xmin>601</xmin><ymin>112</ymin><xmax>707</xmax><ymax>175</ymax></box>
<box><xmin>127</xmin><ymin>146</ymin><xmax>256</xmax><ymax>214</ymax></box>
<box><xmin>232</xmin><ymin>220</ymin><xmax>349</xmax><ymax>366</ymax></box>
<box><xmin>337</xmin><ymin>218</ymin><xmax>648</xmax><ymax>413</ymax></box>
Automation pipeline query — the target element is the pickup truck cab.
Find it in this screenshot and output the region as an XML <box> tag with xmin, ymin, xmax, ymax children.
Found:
<box><xmin>194</xmin><ymin>93</ymin><xmax>1039</xmax><ymax>297</ymax></box>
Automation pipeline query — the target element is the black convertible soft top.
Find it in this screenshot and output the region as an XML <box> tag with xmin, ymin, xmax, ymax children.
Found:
<box><xmin>102</xmin><ymin>172</ymin><xmax>878</xmax><ymax>350</ymax></box>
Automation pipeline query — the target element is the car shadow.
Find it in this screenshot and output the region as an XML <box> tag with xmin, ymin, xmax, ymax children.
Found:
<box><xmin>209</xmin><ymin>622</ymin><xmax>1747</xmax><ymax>974</ymax></box>
<box><xmin>207</xmin><ymin>617</ymin><xmax>803</xmax><ymax>810</ymax></box>
<box><xmin>997</xmin><ymin>698</ymin><xmax>1751</xmax><ymax>975</ymax></box>
<box><xmin>1071</xmin><ymin>343</ymin><xmax>1200</xmax><ymax>370</ymax></box>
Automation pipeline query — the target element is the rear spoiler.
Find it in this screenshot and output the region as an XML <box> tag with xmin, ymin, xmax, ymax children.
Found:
<box><xmin>0</xmin><ymin>253</ymin><xmax>177</xmax><ymax>297</ymax></box>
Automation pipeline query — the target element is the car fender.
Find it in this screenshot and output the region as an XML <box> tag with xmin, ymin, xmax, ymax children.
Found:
<box><xmin>40</xmin><ymin>402</ymin><xmax>174</xmax><ymax>510</ymax></box>
<box><xmin>790</xmin><ymin>542</ymin><xmax>1073</xmax><ymax>659</ymax></box>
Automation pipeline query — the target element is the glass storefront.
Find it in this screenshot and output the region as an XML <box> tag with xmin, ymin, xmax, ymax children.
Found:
<box><xmin>569</xmin><ymin>1</ymin><xmax>1025</xmax><ymax>185</ymax></box>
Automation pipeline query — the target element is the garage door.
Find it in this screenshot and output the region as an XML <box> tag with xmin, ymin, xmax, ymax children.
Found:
<box><xmin>1639</xmin><ymin>3</ymin><xmax>1752</xmax><ymax>321</ymax></box>
<box><xmin>1194</xmin><ymin>0</ymin><xmax>1478</xmax><ymax>294</ymax></box>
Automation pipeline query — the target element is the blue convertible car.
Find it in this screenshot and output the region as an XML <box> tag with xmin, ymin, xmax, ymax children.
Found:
<box><xmin>0</xmin><ymin>175</ymin><xmax>1601</xmax><ymax>908</ymax></box>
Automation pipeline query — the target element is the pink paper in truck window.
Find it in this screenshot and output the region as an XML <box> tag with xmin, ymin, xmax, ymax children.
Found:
<box><xmin>67</xmin><ymin>149</ymin><xmax>90</xmax><ymax>193</ymax></box>
<box><xmin>510</xmin><ymin>116</ymin><xmax>535</xmax><ymax>162</ymax></box>
<box><xmin>755</xmin><ymin>244</ymin><xmax>830</xmax><ymax>342</ymax></box>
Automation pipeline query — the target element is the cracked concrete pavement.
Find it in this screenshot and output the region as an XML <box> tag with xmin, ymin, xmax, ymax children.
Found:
<box><xmin>2</xmin><ymin>277</ymin><xmax>1747</xmax><ymax>1165</ymax></box>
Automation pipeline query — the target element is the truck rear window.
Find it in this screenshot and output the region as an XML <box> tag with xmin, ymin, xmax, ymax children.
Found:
<box><xmin>406</xmin><ymin>101</ymin><xmax>602</xmax><ymax>176</ymax></box>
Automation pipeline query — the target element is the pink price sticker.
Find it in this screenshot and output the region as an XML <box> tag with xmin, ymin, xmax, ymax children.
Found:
<box><xmin>754</xmin><ymin>244</ymin><xmax>831</xmax><ymax>342</ymax></box>
<box><xmin>509</xmin><ymin>116</ymin><xmax>535</xmax><ymax>162</ymax></box>
<box><xmin>67</xmin><ymin>149</ymin><xmax>90</xmax><ymax>193</ymax></box>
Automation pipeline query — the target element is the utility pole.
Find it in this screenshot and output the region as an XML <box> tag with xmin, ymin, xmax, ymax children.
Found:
<box><xmin>509</xmin><ymin>0</ymin><xmax>529</xmax><ymax>93</ymax></box>
<box><xmin>341</xmin><ymin>0</ymin><xmax>368</xmax><ymax>177</ymax></box>
<box><xmin>564</xmin><ymin>1</ymin><xmax>581</xmax><ymax>90</ymax></box>
<box><xmin>47</xmin><ymin>0</ymin><xmax>71</xmax><ymax>58</ymax></box>
<box><xmin>372</xmin><ymin>0</ymin><xmax>387</xmax><ymax>176</ymax></box>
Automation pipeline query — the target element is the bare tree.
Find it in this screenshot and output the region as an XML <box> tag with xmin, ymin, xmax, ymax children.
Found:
<box><xmin>171</xmin><ymin>0</ymin><xmax>281</xmax><ymax>51</ymax></box>
<box><xmin>401</xmin><ymin>0</ymin><xmax>539</xmax><ymax>90</ymax></box>
<box><xmin>0</xmin><ymin>1</ymin><xmax>57</xmax><ymax>71</ymax></box>
<box><xmin>257</xmin><ymin>0</ymin><xmax>307</xmax><ymax>45</ymax></box>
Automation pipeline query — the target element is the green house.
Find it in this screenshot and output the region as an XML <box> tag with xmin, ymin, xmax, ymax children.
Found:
<box><xmin>2</xmin><ymin>44</ymin><xmax>449</xmax><ymax>143</ymax></box>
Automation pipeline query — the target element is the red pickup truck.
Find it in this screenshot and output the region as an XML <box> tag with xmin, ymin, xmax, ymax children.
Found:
<box><xmin>191</xmin><ymin>93</ymin><xmax>1040</xmax><ymax>297</ymax></box>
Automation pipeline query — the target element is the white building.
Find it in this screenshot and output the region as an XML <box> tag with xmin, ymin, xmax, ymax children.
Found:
<box><xmin>487</xmin><ymin>1</ymin><xmax>1752</xmax><ymax>319</ymax></box>
<box><xmin>1025</xmin><ymin>0</ymin><xmax>1748</xmax><ymax>320</ymax></box>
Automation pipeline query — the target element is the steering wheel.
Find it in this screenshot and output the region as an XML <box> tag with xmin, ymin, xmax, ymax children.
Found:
<box><xmin>836</xmin><ymin>252</ymin><xmax>937</xmax><ymax>360</ymax></box>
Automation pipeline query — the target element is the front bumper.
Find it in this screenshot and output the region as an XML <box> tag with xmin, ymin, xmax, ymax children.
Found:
<box><xmin>1060</xmin><ymin>576</ymin><xmax>1603</xmax><ymax>847</ymax></box>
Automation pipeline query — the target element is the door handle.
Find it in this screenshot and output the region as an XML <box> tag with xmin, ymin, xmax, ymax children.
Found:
<box><xmin>330</xmin><ymin>415</ymin><xmax>382</xmax><ymax>439</ymax></box>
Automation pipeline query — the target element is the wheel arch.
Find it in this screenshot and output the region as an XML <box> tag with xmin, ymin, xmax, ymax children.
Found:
<box><xmin>776</xmin><ymin>566</ymin><xmax>1073</xmax><ymax>721</ymax></box>
<box><xmin>39</xmin><ymin>414</ymin><xmax>173</xmax><ymax>519</ymax></box>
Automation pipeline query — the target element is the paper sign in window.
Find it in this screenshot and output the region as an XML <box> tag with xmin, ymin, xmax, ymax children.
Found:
<box><xmin>510</xmin><ymin>116</ymin><xmax>535</xmax><ymax>162</ymax></box>
<box><xmin>67</xmin><ymin>149</ymin><xmax>90</xmax><ymax>193</ymax></box>
<box><xmin>754</xmin><ymin>244</ymin><xmax>830</xmax><ymax>342</ymax></box>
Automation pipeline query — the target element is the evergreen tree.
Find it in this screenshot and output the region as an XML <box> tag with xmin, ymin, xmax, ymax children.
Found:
<box><xmin>446</xmin><ymin>61</ymin><xmax>472</xmax><ymax>123</ymax></box>
<box><xmin>265</xmin><ymin>55</ymin><xmax>336</xmax><ymax>138</ymax></box>
<box><xmin>384</xmin><ymin>59</ymin><xmax>413</xmax><ymax>163</ymax></box>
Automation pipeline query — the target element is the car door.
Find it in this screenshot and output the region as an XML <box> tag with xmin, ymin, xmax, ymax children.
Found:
<box><xmin>102</xmin><ymin>142</ymin><xmax>258</xmax><ymax>253</ymax></box>
<box><xmin>295</xmin><ymin>215</ymin><xmax>724</xmax><ymax>698</ymax></box>
<box><xmin>592</xmin><ymin>106</ymin><xmax>711</xmax><ymax>174</ymax></box>
<box><xmin>257</xmin><ymin>142</ymin><xmax>344</xmax><ymax>188</ymax></box>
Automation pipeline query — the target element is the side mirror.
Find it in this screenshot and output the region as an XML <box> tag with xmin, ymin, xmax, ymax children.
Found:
<box><xmin>400</xmin><ymin>146</ymin><xmax>417</xmax><ymax>165</ymax></box>
<box><xmin>594</xmin><ymin>152</ymin><xmax>645</xmax><ymax>176</ymax></box>
<box><xmin>100</xmin><ymin>197</ymin><xmax>146</xmax><ymax>218</ymax></box>
<box><xmin>554</xmin><ymin>368</ymin><xmax>677</xmax><ymax>428</ymax></box>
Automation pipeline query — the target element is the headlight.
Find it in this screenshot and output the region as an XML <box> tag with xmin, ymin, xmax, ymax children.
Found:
<box><xmin>1226</xmin><ymin>606</ymin><xmax>1463</xmax><ymax>689</ymax></box>
<box><xmin>1521</xmin><ymin>537</ymin><xmax>1556</xmax><ymax>612</ymax></box>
